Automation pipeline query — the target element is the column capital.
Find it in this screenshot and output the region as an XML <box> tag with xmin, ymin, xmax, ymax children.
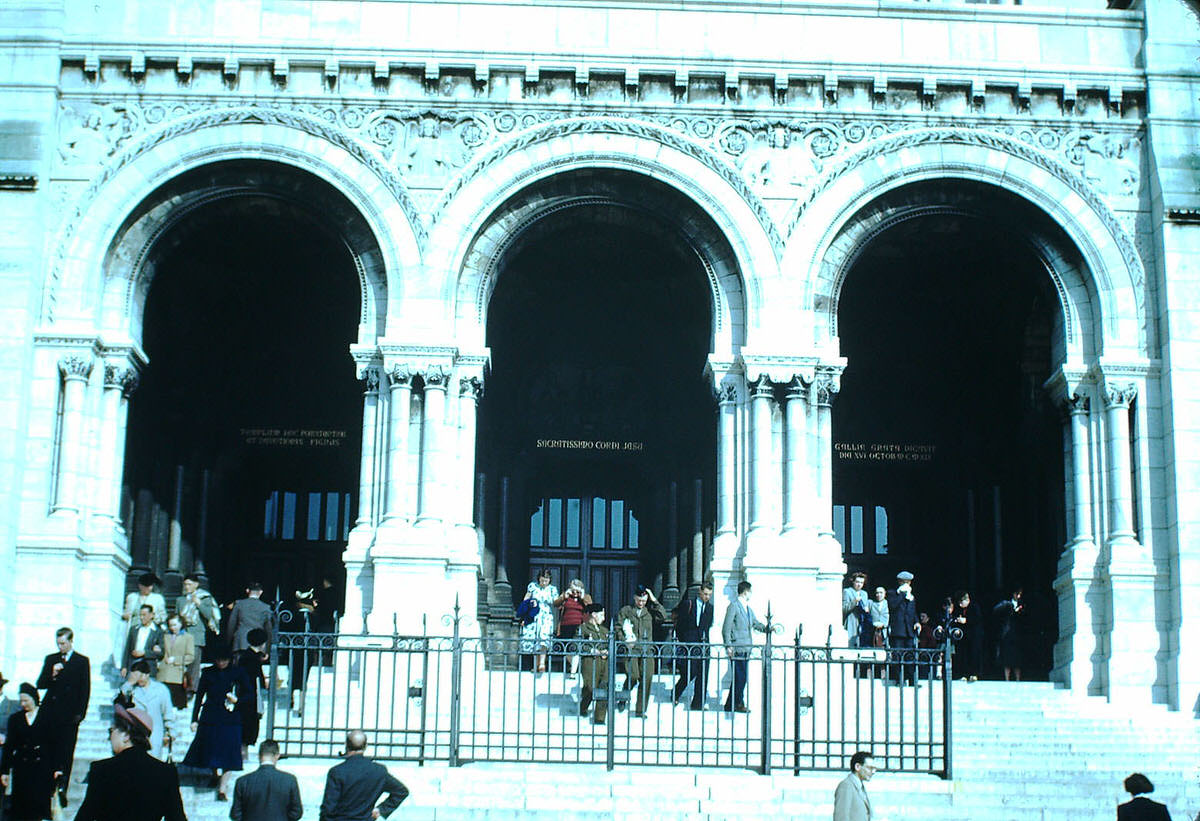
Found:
<box><xmin>1103</xmin><ymin>381</ymin><xmax>1137</xmax><ymax>409</ymax></box>
<box><xmin>783</xmin><ymin>375</ymin><xmax>810</xmax><ymax>400</ymax></box>
<box><xmin>748</xmin><ymin>375</ymin><xmax>774</xmax><ymax>398</ymax></box>
<box><xmin>812</xmin><ymin>366</ymin><xmax>841</xmax><ymax>406</ymax></box>
<box><xmin>58</xmin><ymin>353</ymin><xmax>94</xmax><ymax>382</ymax></box>
<box><xmin>387</xmin><ymin>364</ymin><xmax>414</xmax><ymax>388</ymax></box>
<box><xmin>103</xmin><ymin>363</ymin><xmax>140</xmax><ymax>398</ymax></box>
<box><xmin>423</xmin><ymin>366</ymin><xmax>450</xmax><ymax>390</ymax></box>
<box><xmin>1064</xmin><ymin>393</ymin><xmax>1089</xmax><ymax>416</ymax></box>
<box><xmin>358</xmin><ymin>365</ymin><xmax>381</xmax><ymax>393</ymax></box>
<box><xmin>459</xmin><ymin>376</ymin><xmax>483</xmax><ymax>400</ymax></box>
<box><xmin>716</xmin><ymin>380</ymin><xmax>738</xmax><ymax>405</ymax></box>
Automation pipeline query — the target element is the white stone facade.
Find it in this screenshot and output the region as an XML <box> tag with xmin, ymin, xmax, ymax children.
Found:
<box><xmin>0</xmin><ymin>0</ymin><xmax>1197</xmax><ymax>715</ymax></box>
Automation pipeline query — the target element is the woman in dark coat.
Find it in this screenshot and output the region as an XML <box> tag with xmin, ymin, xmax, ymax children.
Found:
<box><xmin>182</xmin><ymin>644</ymin><xmax>251</xmax><ymax>801</ymax></box>
<box><xmin>0</xmin><ymin>684</ymin><xmax>55</xmax><ymax>821</ymax></box>
<box><xmin>234</xmin><ymin>628</ymin><xmax>268</xmax><ymax>756</ymax></box>
<box><xmin>992</xmin><ymin>586</ymin><xmax>1025</xmax><ymax>681</ymax></box>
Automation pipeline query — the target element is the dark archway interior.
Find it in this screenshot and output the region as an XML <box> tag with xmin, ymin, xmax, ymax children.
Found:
<box><xmin>481</xmin><ymin>202</ymin><xmax>716</xmax><ymax>616</ymax></box>
<box><xmin>834</xmin><ymin>210</ymin><xmax>1065</xmax><ymax>679</ymax></box>
<box><xmin>123</xmin><ymin>196</ymin><xmax>361</xmax><ymax>612</ymax></box>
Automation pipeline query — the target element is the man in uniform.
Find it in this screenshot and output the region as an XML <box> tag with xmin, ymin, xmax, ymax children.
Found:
<box><xmin>616</xmin><ymin>586</ymin><xmax>665</xmax><ymax>718</ymax></box>
<box><xmin>578</xmin><ymin>603</ymin><xmax>609</xmax><ymax>725</ymax></box>
<box><xmin>176</xmin><ymin>573</ymin><xmax>220</xmax><ymax>694</ymax></box>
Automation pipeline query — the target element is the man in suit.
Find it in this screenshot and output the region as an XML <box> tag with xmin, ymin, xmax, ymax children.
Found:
<box><xmin>1117</xmin><ymin>773</ymin><xmax>1172</xmax><ymax>821</ymax></box>
<box><xmin>887</xmin><ymin>571</ymin><xmax>919</xmax><ymax>686</ymax></box>
<box><xmin>672</xmin><ymin>581</ymin><xmax>714</xmax><ymax>710</ymax></box>
<box><xmin>177</xmin><ymin>573</ymin><xmax>221</xmax><ymax>693</ymax></box>
<box><xmin>318</xmin><ymin>730</ymin><xmax>408</xmax><ymax>821</ymax></box>
<box><xmin>231</xmin><ymin>738</ymin><xmax>303</xmax><ymax>821</ymax></box>
<box><xmin>228</xmin><ymin>582</ymin><xmax>274</xmax><ymax>653</ymax></box>
<box><xmin>721</xmin><ymin>581</ymin><xmax>768</xmax><ymax>713</ymax></box>
<box><xmin>74</xmin><ymin>703</ymin><xmax>186</xmax><ymax>821</ymax></box>
<box><xmin>122</xmin><ymin>604</ymin><xmax>165</xmax><ymax>678</ymax></box>
<box><xmin>36</xmin><ymin>626</ymin><xmax>89</xmax><ymax>784</ymax></box>
<box><xmin>833</xmin><ymin>750</ymin><xmax>876</xmax><ymax>821</ymax></box>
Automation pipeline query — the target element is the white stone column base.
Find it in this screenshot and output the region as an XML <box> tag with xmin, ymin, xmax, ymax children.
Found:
<box><xmin>1051</xmin><ymin>541</ymin><xmax>1101</xmax><ymax>694</ymax></box>
<box><xmin>1107</xmin><ymin>550</ymin><xmax>1159</xmax><ymax>705</ymax></box>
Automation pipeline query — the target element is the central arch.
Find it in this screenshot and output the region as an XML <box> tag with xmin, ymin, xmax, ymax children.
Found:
<box><xmin>469</xmin><ymin>169</ymin><xmax>746</xmax><ymax>626</ymax></box>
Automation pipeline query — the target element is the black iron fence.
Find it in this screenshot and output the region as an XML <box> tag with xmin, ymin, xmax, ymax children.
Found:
<box><xmin>265</xmin><ymin>607</ymin><xmax>951</xmax><ymax>777</ymax></box>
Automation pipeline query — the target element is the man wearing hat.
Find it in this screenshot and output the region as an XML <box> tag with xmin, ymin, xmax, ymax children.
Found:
<box><xmin>73</xmin><ymin>703</ymin><xmax>186</xmax><ymax>821</ymax></box>
<box><xmin>227</xmin><ymin>582</ymin><xmax>274</xmax><ymax>653</ymax></box>
<box><xmin>887</xmin><ymin>571</ymin><xmax>920</xmax><ymax>686</ymax></box>
<box><xmin>176</xmin><ymin>573</ymin><xmax>220</xmax><ymax>694</ymax></box>
<box><xmin>123</xmin><ymin>573</ymin><xmax>167</xmax><ymax>626</ymax></box>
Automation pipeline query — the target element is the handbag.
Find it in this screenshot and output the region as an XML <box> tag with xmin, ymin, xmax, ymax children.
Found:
<box><xmin>514</xmin><ymin>599</ymin><xmax>540</xmax><ymax>626</ymax></box>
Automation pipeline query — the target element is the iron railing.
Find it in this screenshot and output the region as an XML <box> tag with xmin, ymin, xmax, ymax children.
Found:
<box><xmin>266</xmin><ymin>604</ymin><xmax>951</xmax><ymax>777</ymax></box>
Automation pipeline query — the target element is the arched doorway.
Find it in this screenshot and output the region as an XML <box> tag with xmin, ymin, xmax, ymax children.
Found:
<box><xmin>120</xmin><ymin>162</ymin><xmax>369</xmax><ymax>612</ymax></box>
<box><xmin>832</xmin><ymin>181</ymin><xmax>1069</xmax><ymax>680</ymax></box>
<box><xmin>478</xmin><ymin>172</ymin><xmax>728</xmax><ymax>619</ymax></box>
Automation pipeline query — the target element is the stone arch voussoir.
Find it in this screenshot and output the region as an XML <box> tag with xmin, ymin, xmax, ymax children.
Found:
<box><xmin>786</xmin><ymin>128</ymin><xmax>1146</xmax><ymax>360</ymax></box>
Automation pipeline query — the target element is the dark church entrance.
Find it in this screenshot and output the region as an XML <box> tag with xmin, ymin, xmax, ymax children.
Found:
<box><xmin>833</xmin><ymin>182</ymin><xmax>1066</xmax><ymax>680</ymax></box>
<box><xmin>121</xmin><ymin>164</ymin><xmax>363</xmax><ymax>615</ymax></box>
<box><xmin>479</xmin><ymin>181</ymin><xmax>718</xmax><ymax>618</ymax></box>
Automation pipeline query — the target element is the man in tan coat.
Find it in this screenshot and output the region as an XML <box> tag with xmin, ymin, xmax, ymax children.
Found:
<box><xmin>833</xmin><ymin>750</ymin><xmax>876</xmax><ymax>821</ymax></box>
<box><xmin>615</xmin><ymin>586</ymin><xmax>665</xmax><ymax>717</ymax></box>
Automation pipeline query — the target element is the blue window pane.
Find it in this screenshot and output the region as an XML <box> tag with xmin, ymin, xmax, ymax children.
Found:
<box><xmin>611</xmin><ymin>500</ymin><xmax>624</xmax><ymax>549</ymax></box>
<box><xmin>628</xmin><ymin>511</ymin><xmax>639</xmax><ymax>549</ymax></box>
<box><xmin>530</xmin><ymin>502</ymin><xmax>544</xmax><ymax>546</ymax></box>
<box><xmin>566</xmin><ymin>498</ymin><xmax>581</xmax><ymax>548</ymax></box>
<box><xmin>875</xmin><ymin>506</ymin><xmax>889</xmax><ymax>554</ymax></box>
<box><xmin>592</xmin><ymin>499</ymin><xmax>606</xmax><ymax>547</ymax></box>
<box><xmin>833</xmin><ymin>505</ymin><xmax>846</xmax><ymax>552</ymax></box>
<box><xmin>548</xmin><ymin>498</ymin><xmax>562</xmax><ymax>547</ymax></box>
<box><xmin>325</xmin><ymin>492</ymin><xmax>339</xmax><ymax>540</ymax></box>
<box><xmin>307</xmin><ymin>492</ymin><xmax>322</xmax><ymax>540</ymax></box>
<box><xmin>281</xmin><ymin>492</ymin><xmax>297</xmax><ymax>540</ymax></box>
<box><xmin>343</xmin><ymin>493</ymin><xmax>352</xmax><ymax>539</ymax></box>
<box><xmin>264</xmin><ymin>491</ymin><xmax>278</xmax><ymax>539</ymax></box>
<box><xmin>850</xmin><ymin>505</ymin><xmax>864</xmax><ymax>554</ymax></box>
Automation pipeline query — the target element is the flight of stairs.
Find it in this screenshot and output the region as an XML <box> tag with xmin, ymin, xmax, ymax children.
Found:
<box><xmin>61</xmin><ymin>679</ymin><xmax>1199</xmax><ymax>820</ymax></box>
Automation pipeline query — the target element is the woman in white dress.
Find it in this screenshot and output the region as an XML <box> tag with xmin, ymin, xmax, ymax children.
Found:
<box><xmin>520</xmin><ymin>569</ymin><xmax>558</xmax><ymax>673</ymax></box>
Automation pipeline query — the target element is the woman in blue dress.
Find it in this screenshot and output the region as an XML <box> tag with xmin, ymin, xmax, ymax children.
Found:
<box><xmin>182</xmin><ymin>643</ymin><xmax>251</xmax><ymax>801</ymax></box>
<box><xmin>520</xmin><ymin>569</ymin><xmax>558</xmax><ymax>673</ymax></box>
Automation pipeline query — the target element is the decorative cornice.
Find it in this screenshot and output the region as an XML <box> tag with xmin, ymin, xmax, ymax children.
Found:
<box><xmin>1165</xmin><ymin>207</ymin><xmax>1200</xmax><ymax>224</ymax></box>
<box><xmin>433</xmin><ymin>116</ymin><xmax>784</xmax><ymax>256</ymax></box>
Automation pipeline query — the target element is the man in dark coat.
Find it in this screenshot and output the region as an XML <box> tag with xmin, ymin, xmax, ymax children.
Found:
<box><xmin>231</xmin><ymin>738</ymin><xmax>302</xmax><ymax>821</ymax></box>
<box><xmin>73</xmin><ymin>703</ymin><xmax>186</xmax><ymax>821</ymax></box>
<box><xmin>1117</xmin><ymin>773</ymin><xmax>1172</xmax><ymax>820</ymax></box>
<box><xmin>887</xmin><ymin>571</ymin><xmax>919</xmax><ymax>686</ymax></box>
<box><xmin>672</xmin><ymin>581</ymin><xmax>714</xmax><ymax>710</ymax></box>
<box><xmin>227</xmin><ymin>583</ymin><xmax>273</xmax><ymax>653</ymax></box>
<box><xmin>35</xmin><ymin>626</ymin><xmax>90</xmax><ymax>783</ymax></box>
<box><xmin>318</xmin><ymin>731</ymin><xmax>407</xmax><ymax>821</ymax></box>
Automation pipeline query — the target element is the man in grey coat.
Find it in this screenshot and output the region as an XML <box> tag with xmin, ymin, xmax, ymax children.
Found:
<box><xmin>721</xmin><ymin>581</ymin><xmax>767</xmax><ymax>713</ymax></box>
<box><xmin>227</xmin><ymin>582</ymin><xmax>273</xmax><ymax>653</ymax></box>
<box><xmin>833</xmin><ymin>750</ymin><xmax>876</xmax><ymax>821</ymax></box>
<box><xmin>177</xmin><ymin>573</ymin><xmax>221</xmax><ymax>692</ymax></box>
<box><xmin>231</xmin><ymin>739</ymin><xmax>303</xmax><ymax>821</ymax></box>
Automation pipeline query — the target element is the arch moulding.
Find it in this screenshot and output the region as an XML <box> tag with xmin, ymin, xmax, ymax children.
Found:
<box><xmin>786</xmin><ymin>128</ymin><xmax>1147</xmax><ymax>361</ymax></box>
<box><xmin>45</xmin><ymin>107</ymin><xmax>424</xmax><ymax>343</ymax></box>
<box><xmin>422</xmin><ymin>119</ymin><xmax>783</xmax><ymax>352</ymax></box>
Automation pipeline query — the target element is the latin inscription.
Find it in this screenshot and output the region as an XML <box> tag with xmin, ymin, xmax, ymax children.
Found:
<box><xmin>835</xmin><ymin>442</ymin><xmax>935</xmax><ymax>463</ymax></box>
<box><xmin>241</xmin><ymin>428</ymin><xmax>347</xmax><ymax>448</ymax></box>
<box><xmin>536</xmin><ymin>438</ymin><xmax>644</xmax><ymax>452</ymax></box>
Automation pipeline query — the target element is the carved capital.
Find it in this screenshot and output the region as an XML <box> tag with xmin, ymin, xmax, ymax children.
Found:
<box><xmin>359</xmin><ymin>367</ymin><xmax>381</xmax><ymax>394</ymax></box>
<box><xmin>717</xmin><ymin>381</ymin><xmax>738</xmax><ymax>405</ymax></box>
<box><xmin>387</xmin><ymin>365</ymin><xmax>413</xmax><ymax>389</ymax></box>
<box><xmin>813</xmin><ymin>368</ymin><xmax>841</xmax><ymax>406</ymax></box>
<box><xmin>58</xmin><ymin>354</ymin><xmax>93</xmax><ymax>382</ymax></box>
<box><xmin>1065</xmin><ymin>393</ymin><xmax>1089</xmax><ymax>416</ymax></box>
<box><xmin>103</xmin><ymin>364</ymin><xmax>139</xmax><ymax>398</ymax></box>
<box><xmin>783</xmin><ymin>375</ymin><xmax>810</xmax><ymax>401</ymax></box>
<box><xmin>1104</xmin><ymin>381</ymin><xmax>1137</xmax><ymax>409</ymax></box>
<box><xmin>748</xmin><ymin>376</ymin><xmax>774</xmax><ymax>399</ymax></box>
<box><xmin>423</xmin><ymin>366</ymin><xmax>449</xmax><ymax>390</ymax></box>
<box><xmin>459</xmin><ymin>376</ymin><xmax>483</xmax><ymax>400</ymax></box>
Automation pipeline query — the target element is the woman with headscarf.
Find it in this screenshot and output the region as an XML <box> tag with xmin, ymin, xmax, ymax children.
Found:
<box><xmin>0</xmin><ymin>683</ymin><xmax>55</xmax><ymax>820</ymax></box>
<box><xmin>182</xmin><ymin>643</ymin><xmax>251</xmax><ymax>801</ymax></box>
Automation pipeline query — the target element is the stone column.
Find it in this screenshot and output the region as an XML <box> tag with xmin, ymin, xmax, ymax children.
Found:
<box><xmin>1053</xmin><ymin>392</ymin><xmax>1099</xmax><ymax>692</ymax></box>
<box><xmin>416</xmin><ymin>368</ymin><xmax>448</xmax><ymax>527</ymax></box>
<box><xmin>812</xmin><ymin>369</ymin><xmax>840</xmax><ymax>544</ymax></box>
<box><xmin>355</xmin><ymin>368</ymin><xmax>380</xmax><ymax>527</ymax></box>
<box><xmin>782</xmin><ymin>377</ymin><xmax>810</xmax><ymax>537</ymax></box>
<box><xmin>716</xmin><ymin>382</ymin><xmax>738</xmax><ymax>539</ymax></box>
<box><xmin>99</xmin><ymin>363</ymin><xmax>138</xmax><ymax>522</ymax></box>
<box><xmin>690</xmin><ymin>478</ymin><xmax>704</xmax><ymax>590</ymax></box>
<box><xmin>52</xmin><ymin>354</ymin><xmax>94</xmax><ymax>516</ymax></box>
<box><xmin>1102</xmin><ymin>379</ymin><xmax>1156</xmax><ymax>703</ymax></box>
<box><xmin>451</xmin><ymin>376</ymin><xmax>482</xmax><ymax>557</ymax></box>
<box><xmin>381</xmin><ymin>366</ymin><xmax>413</xmax><ymax>527</ymax></box>
<box><xmin>1103</xmin><ymin>382</ymin><xmax>1138</xmax><ymax>547</ymax></box>
<box><xmin>747</xmin><ymin>376</ymin><xmax>775</xmax><ymax>534</ymax></box>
